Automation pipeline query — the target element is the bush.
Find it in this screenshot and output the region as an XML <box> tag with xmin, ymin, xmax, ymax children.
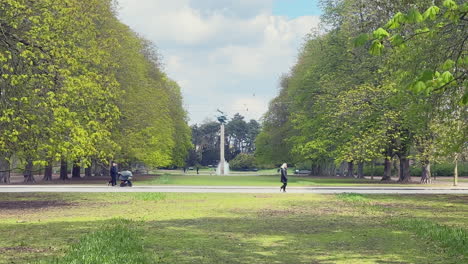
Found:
<box><xmin>363</xmin><ymin>163</ymin><xmax>468</xmax><ymax>177</ymax></box>
<box><xmin>295</xmin><ymin>160</ymin><xmax>313</xmax><ymax>170</ymax></box>
<box><xmin>363</xmin><ymin>165</ymin><xmax>385</xmax><ymax>176</ymax></box>
<box><xmin>230</xmin><ymin>153</ymin><xmax>256</xmax><ymax>170</ymax></box>
<box><xmin>411</xmin><ymin>163</ymin><xmax>468</xmax><ymax>177</ymax></box>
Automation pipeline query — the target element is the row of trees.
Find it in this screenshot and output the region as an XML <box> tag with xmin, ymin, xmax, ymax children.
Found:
<box><xmin>256</xmin><ymin>0</ymin><xmax>467</xmax><ymax>182</ymax></box>
<box><xmin>0</xmin><ymin>0</ymin><xmax>192</xmax><ymax>183</ymax></box>
<box><xmin>187</xmin><ymin>114</ymin><xmax>260</xmax><ymax>167</ymax></box>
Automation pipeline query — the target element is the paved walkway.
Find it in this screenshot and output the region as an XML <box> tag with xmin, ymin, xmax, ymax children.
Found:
<box><xmin>1</xmin><ymin>185</ymin><xmax>468</xmax><ymax>194</ymax></box>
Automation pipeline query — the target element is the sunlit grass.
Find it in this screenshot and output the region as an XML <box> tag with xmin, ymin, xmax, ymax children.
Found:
<box><xmin>0</xmin><ymin>193</ymin><xmax>466</xmax><ymax>263</ymax></box>
<box><xmin>138</xmin><ymin>173</ymin><xmax>405</xmax><ymax>186</ymax></box>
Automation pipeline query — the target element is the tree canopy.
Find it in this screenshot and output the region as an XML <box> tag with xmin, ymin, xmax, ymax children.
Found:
<box><xmin>256</xmin><ymin>0</ymin><xmax>467</xmax><ymax>182</ymax></box>
<box><xmin>0</xmin><ymin>0</ymin><xmax>191</xmax><ymax>182</ymax></box>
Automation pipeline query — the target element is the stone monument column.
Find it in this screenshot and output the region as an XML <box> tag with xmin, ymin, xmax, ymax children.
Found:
<box><xmin>220</xmin><ymin>122</ymin><xmax>225</xmax><ymax>175</ymax></box>
<box><xmin>217</xmin><ymin>111</ymin><xmax>227</xmax><ymax>175</ymax></box>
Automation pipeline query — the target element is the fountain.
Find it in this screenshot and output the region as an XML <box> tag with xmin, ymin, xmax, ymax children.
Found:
<box><xmin>216</xmin><ymin>161</ymin><xmax>230</xmax><ymax>175</ymax></box>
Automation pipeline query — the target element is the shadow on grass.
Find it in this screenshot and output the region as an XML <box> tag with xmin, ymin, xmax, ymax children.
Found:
<box><xmin>140</xmin><ymin>214</ymin><xmax>456</xmax><ymax>264</ymax></box>
<box><xmin>0</xmin><ymin>194</ymin><xmax>467</xmax><ymax>264</ymax></box>
<box><xmin>0</xmin><ymin>213</ymin><xmax>464</xmax><ymax>264</ymax></box>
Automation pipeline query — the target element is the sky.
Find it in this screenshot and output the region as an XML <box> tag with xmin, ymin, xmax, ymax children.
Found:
<box><xmin>117</xmin><ymin>0</ymin><xmax>322</xmax><ymax>124</ymax></box>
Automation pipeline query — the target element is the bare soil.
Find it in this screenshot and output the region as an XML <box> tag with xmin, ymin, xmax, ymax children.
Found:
<box><xmin>0</xmin><ymin>246</ymin><xmax>50</xmax><ymax>253</ymax></box>
<box><xmin>3</xmin><ymin>173</ymin><xmax>159</xmax><ymax>185</ymax></box>
<box><xmin>0</xmin><ymin>200</ymin><xmax>75</xmax><ymax>210</ymax></box>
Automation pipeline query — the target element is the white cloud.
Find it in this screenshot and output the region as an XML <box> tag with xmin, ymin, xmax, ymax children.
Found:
<box><xmin>117</xmin><ymin>0</ymin><xmax>320</xmax><ymax>124</ymax></box>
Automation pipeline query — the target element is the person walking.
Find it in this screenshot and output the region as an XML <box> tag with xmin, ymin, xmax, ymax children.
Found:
<box><xmin>110</xmin><ymin>162</ymin><xmax>118</xmax><ymax>186</ymax></box>
<box><xmin>280</xmin><ymin>163</ymin><xmax>288</xmax><ymax>192</ymax></box>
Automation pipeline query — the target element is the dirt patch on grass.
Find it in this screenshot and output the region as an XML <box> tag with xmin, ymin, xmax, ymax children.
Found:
<box><xmin>252</xmin><ymin>195</ymin><xmax>273</xmax><ymax>198</ymax></box>
<box><xmin>4</xmin><ymin>174</ymin><xmax>159</xmax><ymax>185</ymax></box>
<box><xmin>256</xmin><ymin>206</ymin><xmax>345</xmax><ymax>217</ymax></box>
<box><xmin>0</xmin><ymin>200</ymin><xmax>76</xmax><ymax>212</ymax></box>
<box><xmin>0</xmin><ymin>246</ymin><xmax>50</xmax><ymax>253</ymax></box>
<box><xmin>258</xmin><ymin>208</ymin><xmax>305</xmax><ymax>217</ymax></box>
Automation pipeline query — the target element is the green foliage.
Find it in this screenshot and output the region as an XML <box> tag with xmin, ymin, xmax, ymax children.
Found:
<box><xmin>375</xmin><ymin>0</ymin><xmax>467</xmax><ymax>104</ymax></box>
<box><xmin>353</xmin><ymin>33</ymin><xmax>369</xmax><ymax>47</ymax></box>
<box><xmin>389</xmin><ymin>34</ymin><xmax>405</xmax><ymax>47</ymax></box>
<box><xmin>230</xmin><ymin>153</ymin><xmax>257</xmax><ymax>170</ymax></box>
<box><xmin>422</xmin><ymin>6</ymin><xmax>440</xmax><ymax>21</ymax></box>
<box><xmin>384</xmin><ymin>12</ymin><xmax>406</xmax><ymax>29</ymax></box>
<box><xmin>406</xmin><ymin>8</ymin><xmax>424</xmax><ymax>23</ymax></box>
<box><xmin>443</xmin><ymin>0</ymin><xmax>458</xmax><ymax>9</ymax></box>
<box><xmin>373</xmin><ymin>28</ymin><xmax>390</xmax><ymax>39</ymax></box>
<box><xmin>410</xmin><ymin>163</ymin><xmax>468</xmax><ymax>176</ymax></box>
<box><xmin>363</xmin><ymin>165</ymin><xmax>385</xmax><ymax>176</ymax></box>
<box><xmin>0</xmin><ymin>0</ymin><xmax>191</xmax><ymax>173</ymax></box>
<box><xmin>256</xmin><ymin>0</ymin><xmax>467</xmax><ymax>182</ymax></box>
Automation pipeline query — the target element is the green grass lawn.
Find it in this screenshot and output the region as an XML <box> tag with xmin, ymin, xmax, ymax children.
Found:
<box><xmin>141</xmin><ymin>174</ymin><xmax>363</xmax><ymax>186</ymax></box>
<box><xmin>0</xmin><ymin>192</ymin><xmax>466</xmax><ymax>263</ymax></box>
<box><xmin>137</xmin><ymin>173</ymin><xmax>455</xmax><ymax>187</ymax></box>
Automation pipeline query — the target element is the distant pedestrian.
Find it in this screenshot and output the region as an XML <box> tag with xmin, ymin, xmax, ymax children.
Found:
<box><xmin>183</xmin><ymin>167</ymin><xmax>187</xmax><ymax>173</ymax></box>
<box><xmin>196</xmin><ymin>166</ymin><xmax>199</xmax><ymax>174</ymax></box>
<box><xmin>280</xmin><ymin>163</ymin><xmax>288</xmax><ymax>192</ymax></box>
<box><xmin>110</xmin><ymin>162</ymin><xmax>118</xmax><ymax>186</ymax></box>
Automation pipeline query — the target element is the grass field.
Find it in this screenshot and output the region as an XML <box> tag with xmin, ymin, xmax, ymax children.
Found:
<box><xmin>0</xmin><ymin>192</ymin><xmax>466</xmax><ymax>263</ymax></box>
<box><xmin>139</xmin><ymin>174</ymin><xmax>379</xmax><ymax>186</ymax></box>
<box><xmin>137</xmin><ymin>173</ymin><xmax>464</xmax><ymax>187</ymax></box>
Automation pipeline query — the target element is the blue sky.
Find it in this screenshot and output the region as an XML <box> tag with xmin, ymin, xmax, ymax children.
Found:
<box><xmin>118</xmin><ymin>0</ymin><xmax>323</xmax><ymax>124</ymax></box>
<box><xmin>273</xmin><ymin>0</ymin><xmax>322</xmax><ymax>18</ymax></box>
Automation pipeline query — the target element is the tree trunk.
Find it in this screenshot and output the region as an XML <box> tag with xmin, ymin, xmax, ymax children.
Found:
<box><xmin>0</xmin><ymin>155</ymin><xmax>10</xmax><ymax>184</ymax></box>
<box><xmin>85</xmin><ymin>167</ymin><xmax>92</xmax><ymax>177</ymax></box>
<box><xmin>454</xmin><ymin>155</ymin><xmax>458</xmax><ymax>186</ymax></box>
<box><xmin>311</xmin><ymin>164</ymin><xmax>323</xmax><ymax>176</ymax></box>
<box><xmin>323</xmin><ymin>161</ymin><xmax>336</xmax><ymax>177</ymax></box>
<box><xmin>392</xmin><ymin>158</ymin><xmax>400</xmax><ymax>178</ymax></box>
<box><xmin>357</xmin><ymin>162</ymin><xmax>364</xmax><ymax>178</ymax></box>
<box><xmin>101</xmin><ymin>162</ymin><xmax>110</xmax><ymax>177</ymax></box>
<box><xmin>346</xmin><ymin>161</ymin><xmax>354</xmax><ymax>177</ymax></box>
<box><xmin>43</xmin><ymin>163</ymin><xmax>53</xmax><ymax>181</ymax></box>
<box><xmin>420</xmin><ymin>161</ymin><xmax>432</xmax><ymax>184</ymax></box>
<box><xmin>60</xmin><ymin>159</ymin><xmax>68</xmax><ymax>180</ymax></box>
<box><xmin>23</xmin><ymin>160</ymin><xmax>36</xmax><ymax>183</ymax></box>
<box><xmin>72</xmin><ymin>162</ymin><xmax>81</xmax><ymax>178</ymax></box>
<box><xmin>92</xmin><ymin>160</ymin><xmax>102</xmax><ymax>176</ymax></box>
<box><xmin>398</xmin><ymin>155</ymin><xmax>411</xmax><ymax>183</ymax></box>
<box><xmin>337</xmin><ymin>162</ymin><xmax>346</xmax><ymax>177</ymax></box>
<box><xmin>382</xmin><ymin>157</ymin><xmax>392</xmax><ymax>181</ymax></box>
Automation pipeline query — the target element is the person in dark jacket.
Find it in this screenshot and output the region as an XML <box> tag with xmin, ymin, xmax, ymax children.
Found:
<box><xmin>110</xmin><ymin>162</ymin><xmax>118</xmax><ymax>186</ymax></box>
<box><xmin>280</xmin><ymin>163</ymin><xmax>288</xmax><ymax>192</ymax></box>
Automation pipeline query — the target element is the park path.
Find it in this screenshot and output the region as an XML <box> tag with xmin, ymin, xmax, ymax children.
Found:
<box><xmin>1</xmin><ymin>185</ymin><xmax>468</xmax><ymax>194</ymax></box>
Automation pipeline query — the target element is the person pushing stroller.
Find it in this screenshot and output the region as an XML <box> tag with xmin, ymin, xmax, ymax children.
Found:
<box><xmin>109</xmin><ymin>162</ymin><xmax>118</xmax><ymax>186</ymax></box>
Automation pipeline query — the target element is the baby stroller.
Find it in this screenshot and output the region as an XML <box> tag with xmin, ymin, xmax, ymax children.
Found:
<box><xmin>118</xmin><ymin>170</ymin><xmax>133</xmax><ymax>187</ymax></box>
